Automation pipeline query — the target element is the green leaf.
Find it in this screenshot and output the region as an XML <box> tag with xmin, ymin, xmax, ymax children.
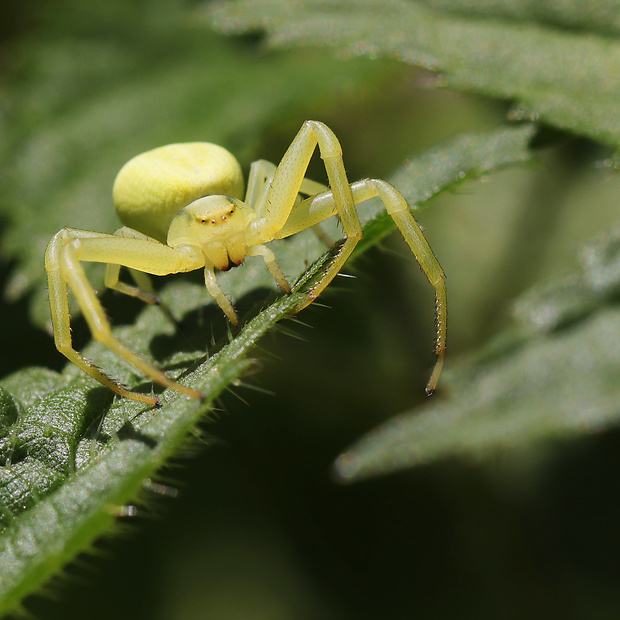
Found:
<box><xmin>334</xmin><ymin>223</ymin><xmax>620</xmax><ymax>482</ymax></box>
<box><xmin>353</xmin><ymin>123</ymin><xmax>537</xmax><ymax>254</ymax></box>
<box><xmin>207</xmin><ymin>0</ymin><xmax>620</xmax><ymax>149</ymax></box>
<box><xmin>0</xmin><ymin>247</ymin><xmax>333</xmax><ymax>614</ymax></box>
<box><xmin>0</xmin><ymin>123</ymin><xmax>537</xmax><ymax>613</ymax></box>
<box><xmin>417</xmin><ymin>0</ymin><xmax>620</xmax><ymax>37</ymax></box>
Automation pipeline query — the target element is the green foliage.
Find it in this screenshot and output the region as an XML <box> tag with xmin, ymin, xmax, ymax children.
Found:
<box><xmin>336</xmin><ymin>224</ymin><xmax>620</xmax><ymax>480</ymax></box>
<box><xmin>0</xmin><ymin>264</ymin><xmax>323</xmax><ymax>613</ymax></box>
<box><xmin>208</xmin><ymin>0</ymin><xmax>620</xmax><ymax>148</ymax></box>
<box><xmin>1</xmin><ymin>0</ymin><xmax>620</xmax><ymax>617</ymax></box>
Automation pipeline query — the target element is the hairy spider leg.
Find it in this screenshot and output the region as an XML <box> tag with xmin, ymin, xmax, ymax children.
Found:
<box><xmin>105</xmin><ymin>227</ymin><xmax>162</xmax><ymax>305</ymax></box>
<box><xmin>105</xmin><ymin>227</ymin><xmax>181</xmax><ymax>329</ymax></box>
<box><xmin>275</xmin><ymin>178</ymin><xmax>447</xmax><ymax>395</ymax></box>
<box><xmin>203</xmin><ymin>266</ymin><xmax>237</xmax><ymax>325</ymax></box>
<box><xmin>251</xmin><ymin>121</ymin><xmax>363</xmax><ymax>313</ymax></box>
<box><xmin>247</xmin><ymin>159</ymin><xmax>332</xmax><ymax>248</ymax></box>
<box><xmin>245</xmin><ymin>160</ymin><xmax>276</xmax><ymax>208</ymax></box>
<box><xmin>46</xmin><ymin>228</ymin><xmax>205</xmax><ymax>404</ymax></box>
<box><xmin>246</xmin><ymin>244</ymin><xmax>291</xmax><ymax>293</ymax></box>
<box><xmin>246</xmin><ymin>159</ymin><xmax>328</xmax><ymax>216</ymax></box>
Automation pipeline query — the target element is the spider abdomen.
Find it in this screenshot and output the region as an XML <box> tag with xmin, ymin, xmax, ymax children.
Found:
<box><xmin>113</xmin><ymin>143</ymin><xmax>245</xmax><ymax>244</ymax></box>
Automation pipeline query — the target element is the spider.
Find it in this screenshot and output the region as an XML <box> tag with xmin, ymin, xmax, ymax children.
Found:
<box><xmin>45</xmin><ymin>121</ymin><xmax>447</xmax><ymax>407</ymax></box>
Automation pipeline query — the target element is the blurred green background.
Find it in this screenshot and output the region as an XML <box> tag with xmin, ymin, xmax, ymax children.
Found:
<box><xmin>2</xmin><ymin>1</ymin><xmax>620</xmax><ymax>618</ymax></box>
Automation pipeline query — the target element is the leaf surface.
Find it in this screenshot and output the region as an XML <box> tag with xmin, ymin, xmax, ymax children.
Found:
<box><xmin>335</xmin><ymin>223</ymin><xmax>620</xmax><ymax>481</ymax></box>
<box><xmin>208</xmin><ymin>0</ymin><xmax>620</xmax><ymax>149</ymax></box>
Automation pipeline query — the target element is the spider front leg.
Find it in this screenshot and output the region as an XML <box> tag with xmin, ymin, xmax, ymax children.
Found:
<box><xmin>256</xmin><ymin>121</ymin><xmax>363</xmax><ymax>302</ymax></box>
<box><xmin>351</xmin><ymin>179</ymin><xmax>447</xmax><ymax>394</ymax></box>
<box><xmin>45</xmin><ymin>229</ymin><xmax>204</xmax><ymax>405</ymax></box>
<box><xmin>105</xmin><ymin>227</ymin><xmax>162</xmax><ymax>306</ymax></box>
<box><xmin>246</xmin><ymin>159</ymin><xmax>329</xmax><ymax>214</ymax></box>
<box><xmin>275</xmin><ymin>177</ymin><xmax>447</xmax><ymax>394</ymax></box>
<box><xmin>246</xmin><ymin>157</ymin><xmax>333</xmax><ymax>247</ymax></box>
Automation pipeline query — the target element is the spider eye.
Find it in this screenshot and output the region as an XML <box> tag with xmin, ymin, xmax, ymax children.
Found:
<box><xmin>191</xmin><ymin>198</ymin><xmax>238</xmax><ymax>227</ymax></box>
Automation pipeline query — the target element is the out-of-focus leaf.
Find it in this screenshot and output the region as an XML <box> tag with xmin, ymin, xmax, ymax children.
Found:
<box><xmin>418</xmin><ymin>0</ymin><xmax>620</xmax><ymax>36</ymax></box>
<box><xmin>334</xmin><ymin>223</ymin><xmax>620</xmax><ymax>482</ymax></box>
<box><xmin>354</xmin><ymin>123</ymin><xmax>537</xmax><ymax>254</ymax></box>
<box><xmin>207</xmin><ymin>0</ymin><xmax>620</xmax><ymax>149</ymax></box>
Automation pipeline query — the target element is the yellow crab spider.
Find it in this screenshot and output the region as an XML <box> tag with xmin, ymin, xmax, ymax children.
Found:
<box><xmin>45</xmin><ymin>121</ymin><xmax>447</xmax><ymax>407</ymax></box>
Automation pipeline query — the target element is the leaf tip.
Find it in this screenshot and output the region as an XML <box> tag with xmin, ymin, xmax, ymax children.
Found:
<box><xmin>331</xmin><ymin>452</ymin><xmax>362</xmax><ymax>484</ymax></box>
